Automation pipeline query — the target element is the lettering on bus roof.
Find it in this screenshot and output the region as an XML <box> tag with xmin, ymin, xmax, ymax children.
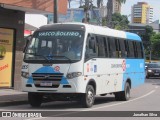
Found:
<box><xmin>38</xmin><ymin>31</ymin><xmax>80</xmax><ymax>37</ymax></box>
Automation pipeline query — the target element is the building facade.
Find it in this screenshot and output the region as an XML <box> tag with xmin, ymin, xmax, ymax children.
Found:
<box><xmin>131</xmin><ymin>2</ymin><xmax>153</xmax><ymax>24</ymax></box>
<box><xmin>0</xmin><ymin>0</ymin><xmax>68</xmax><ymax>90</ymax></box>
<box><xmin>113</xmin><ymin>0</ymin><xmax>121</xmax><ymax>13</ymax></box>
<box><xmin>48</xmin><ymin>8</ymin><xmax>107</xmax><ymax>25</ymax></box>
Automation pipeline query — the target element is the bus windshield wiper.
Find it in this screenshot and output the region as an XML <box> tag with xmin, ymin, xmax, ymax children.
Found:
<box><xmin>25</xmin><ymin>53</ymin><xmax>73</xmax><ymax>62</ymax></box>
<box><xmin>25</xmin><ymin>53</ymin><xmax>49</xmax><ymax>60</ymax></box>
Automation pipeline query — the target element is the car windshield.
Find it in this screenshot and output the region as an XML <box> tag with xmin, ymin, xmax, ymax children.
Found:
<box><xmin>24</xmin><ymin>30</ymin><xmax>84</xmax><ymax>63</ymax></box>
<box><xmin>148</xmin><ymin>63</ymin><xmax>160</xmax><ymax>68</ymax></box>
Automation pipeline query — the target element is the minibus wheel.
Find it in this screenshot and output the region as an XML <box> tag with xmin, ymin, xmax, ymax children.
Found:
<box><xmin>82</xmin><ymin>85</ymin><xmax>95</xmax><ymax>108</ymax></box>
<box><xmin>115</xmin><ymin>82</ymin><xmax>130</xmax><ymax>101</ymax></box>
<box><xmin>28</xmin><ymin>92</ymin><xmax>43</xmax><ymax>107</ymax></box>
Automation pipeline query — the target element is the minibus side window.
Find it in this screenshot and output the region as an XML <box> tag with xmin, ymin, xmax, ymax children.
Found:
<box><xmin>85</xmin><ymin>34</ymin><xmax>97</xmax><ymax>60</ymax></box>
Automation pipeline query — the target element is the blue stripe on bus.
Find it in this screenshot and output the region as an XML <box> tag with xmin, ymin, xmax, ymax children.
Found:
<box><xmin>126</xmin><ymin>32</ymin><xmax>141</xmax><ymax>41</ymax></box>
<box><xmin>27</xmin><ymin>66</ymin><xmax>69</xmax><ymax>84</ymax></box>
<box><xmin>35</xmin><ymin>66</ymin><xmax>56</xmax><ymax>73</ymax></box>
<box><xmin>27</xmin><ymin>76</ymin><xmax>34</xmax><ymax>84</ymax></box>
<box><xmin>122</xmin><ymin>59</ymin><xmax>145</xmax><ymax>90</ymax></box>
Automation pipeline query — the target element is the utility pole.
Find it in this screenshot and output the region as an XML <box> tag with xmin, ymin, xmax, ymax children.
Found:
<box><xmin>54</xmin><ymin>0</ymin><xmax>58</xmax><ymax>23</ymax></box>
<box><xmin>149</xmin><ymin>44</ymin><xmax>152</xmax><ymax>62</ymax></box>
<box><xmin>68</xmin><ymin>0</ymin><xmax>71</xmax><ymax>8</ymax></box>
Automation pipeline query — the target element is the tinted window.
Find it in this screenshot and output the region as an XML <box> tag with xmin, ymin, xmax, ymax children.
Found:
<box><xmin>108</xmin><ymin>38</ymin><xmax>117</xmax><ymax>58</ymax></box>
<box><xmin>119</xmin><ymin>39</ymin><xmax>127</xmax><ymax>58</ymax></box>
<box><xmin>85</xmin><ymin>34</ymin><xmax>97</xmax><ymax>60</ymax></box>
<box><xmin>96</xmin><ymin>36</ymin><xmax>105</xmax><ymax>57</ymax></box>
<box><xmin>85</xmin><ymin>34</ymin><xmax>144</xmax><ymax>60</ymax></box>
<box><xmin>24</xmin><ymin>30</ymin><xmax>84</xmax><ymax>63</ymax></box>
<box><xmin>104</xmin><ymin>37</ymin><xmax>109</xmax><ymax>57</ymax></box>
<box><xmin>148</xmin><ymin>63</ymin><xmax>160</xmax><ymax>68</ymax></box>
<box><xmin>136</xmin><ymin>42</ymin><xmax>143</xmax><ymax>58</ymax></box>
<box><xmin>128</xmin><ymin>41</ymin><xmax>135</xmax><ymax>58</ymax></box>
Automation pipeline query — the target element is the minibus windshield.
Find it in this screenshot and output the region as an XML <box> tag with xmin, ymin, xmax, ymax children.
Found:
<box><xmin>24</xmin><ymin>30</ymin><xmax>84</xmax><ymax>63</ymax></box>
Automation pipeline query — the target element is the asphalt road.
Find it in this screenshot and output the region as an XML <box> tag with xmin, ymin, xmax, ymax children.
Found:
<box><xmin>0</xmin><ymin>78</ymin><xmax>160</xmax><ymax>119</ymax></box>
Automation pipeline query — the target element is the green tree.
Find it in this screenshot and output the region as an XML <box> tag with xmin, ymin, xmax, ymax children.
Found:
<box><xmin>106</xmin><ymin>0</ymin><xmax>126</xmax><ymax>27</ymax></box>
<box><xmin>102</xmin><ymin>17</ymin><xmax>107</xmax><ymax>26</ymax></box>
<box><xmin>97</xmin><ymin>0</ymin><xmax>103</xmax><ymax>8</ymax></box>
<box><xmin>111</xmin><ymin>13</ymin><xmax>129</xmax><ymax>30</ymax></box>
<box><xmin>141</xmin><ymin>25</ymin><xmax>155</xmax><ymax>60</ymax></box>
<box><xmin>151</xmin><ymin>33</ymin><xmax>160</xmax><ymax>60</ymax></box>
<box><xmin>141</xmin><ymin>25</ymin><xmax>154</xmax><ymax>48</ymax></box>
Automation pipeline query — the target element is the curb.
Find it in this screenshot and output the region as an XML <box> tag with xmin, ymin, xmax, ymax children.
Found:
<box><xmin>0</xmin><ymin>100</ymin><xmax>28</xmax><ymax>107</ymax></box>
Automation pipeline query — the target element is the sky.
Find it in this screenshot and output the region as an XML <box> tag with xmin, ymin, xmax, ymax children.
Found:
<box><xmin>70</xmin><ymin>0</ymin><xmax>160</xmax><ymax>21</ymax></box>
<box><xmin>25</xmin><ymin>14</ymin><xmax>47</xmax><ymax>28</ymax></box>
<box><xmin>25</xmin><ymin>0</ymin><xmax>160</xmax><ymax>28</ymax></box>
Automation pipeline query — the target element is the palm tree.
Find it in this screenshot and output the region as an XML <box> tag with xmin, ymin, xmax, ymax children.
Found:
<box><xmin>97</xmin><ymin>0</ymin><xmax>103</xmax><ymax>8</ymax></box>
<box><xmin>106</xmin><ymin>0</ymin><xmax>126</xmax><ymax>27</ymax></box>
<box><xmin>79</xmin><ymin>0</ymin><xmax>83</xmax><ymax>7</ymax></box>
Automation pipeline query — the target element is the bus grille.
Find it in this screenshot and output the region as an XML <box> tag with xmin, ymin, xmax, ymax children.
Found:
<box><xmin>32</xmin><ymin>73</ymin><xmax>64</xmax><ymax>88</ymax></box>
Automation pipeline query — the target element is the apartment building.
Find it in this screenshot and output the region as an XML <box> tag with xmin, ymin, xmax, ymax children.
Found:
<box><xmin>113</xmin><ymin>0</ymin><xmax>121</xmax><ymax>13</ymax></box>
<box><xmin>131</xmin><ymin>2</ymin><xmax>153</xmax><ymax>24</ymax></box>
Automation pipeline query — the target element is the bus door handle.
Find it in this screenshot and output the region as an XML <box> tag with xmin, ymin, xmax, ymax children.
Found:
<box><xmin>91</xmin><ymin>58</ymin><xmax>96</xmax><ymax>61</ymax></box>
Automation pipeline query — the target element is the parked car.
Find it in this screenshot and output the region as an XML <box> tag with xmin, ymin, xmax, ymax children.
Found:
<box><xmin>146</xmin><ymin>62</ymin><xmax>160</xmax><ymax>78</ymax></box>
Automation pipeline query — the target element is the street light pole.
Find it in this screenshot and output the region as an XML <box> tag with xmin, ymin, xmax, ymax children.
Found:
<box><xmin>149</xmin><ymin>44</ymin><xmax>152</xmax><ymax>62</ymax></box>
<box><xmin>54</xmin><ymin>0</ymin><xmax>58</xmax><ymax>23</ymax></box>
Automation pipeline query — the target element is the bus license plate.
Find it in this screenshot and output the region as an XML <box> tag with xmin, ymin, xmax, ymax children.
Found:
<box><xmin>40</xmin><ymin>82</ymin><xmax>52</xmax><ymax>86</ymax></box>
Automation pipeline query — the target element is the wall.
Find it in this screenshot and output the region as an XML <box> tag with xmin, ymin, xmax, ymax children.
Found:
<box><xmin>0</xmin><ymin>7</ymin><xmax>25</xmax><ymax>90</ymax></box>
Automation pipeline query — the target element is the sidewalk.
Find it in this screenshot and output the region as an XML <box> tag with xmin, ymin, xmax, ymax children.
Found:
<box><xmin>0</xmin><ymin>89</ymin><xmax>28</xmax><ymax>107</ymax></box>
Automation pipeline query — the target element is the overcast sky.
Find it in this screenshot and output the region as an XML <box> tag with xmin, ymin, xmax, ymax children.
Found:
<box><xmin>71</xmin><ymin>0</ymin><xmax>160</xmax><ymax>21</ymax></box>
<box><xmin>25</xmin><ymin>14</ymin><xmax>47</xmax><ymax>28</ymax></box>
<box><xmin>25</xmin><ymin>0</ymin><xmax>160</xmax><ymax>28</ymax></box>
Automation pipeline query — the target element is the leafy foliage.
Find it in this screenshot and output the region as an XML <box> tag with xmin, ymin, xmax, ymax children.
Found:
<box><xmin>141</xmin><ymin>25</ymin><xmax>154</xmax><ymax>58</ymax></box>
<box><xmin>151</xmin><ymin>33</ymin><xmax>160</xmax><ymax>60</ymax></box>
<box><xmin>111</xmin><ymin>13</ymin><xmax>129</xmax><ymax>30</ymax></box>
<box><xmin>106</xmin><ymin>0</ymin><xmax>126</xmax><ymax>27</ymax></box>
<box><xmin>118</xmin><ymin>0</ymin><xmax>126</xmax><ymax>4</ymax></box>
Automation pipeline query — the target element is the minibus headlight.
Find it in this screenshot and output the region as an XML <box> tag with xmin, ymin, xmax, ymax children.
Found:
<box><xmin>67</xmin><ymin>72</ymin><xmax>82</xmax><ymax>79</ymax></box>
<box><xmin>21</xmin><ymin>71</ymin><xmax>29</xmax><ymax>79</ymax></box>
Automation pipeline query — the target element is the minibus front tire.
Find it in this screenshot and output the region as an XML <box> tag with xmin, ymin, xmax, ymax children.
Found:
<box><xmin>28</xmin><ymin>92</ymin><xmax>43</xmax><ymax>107</ymax></box>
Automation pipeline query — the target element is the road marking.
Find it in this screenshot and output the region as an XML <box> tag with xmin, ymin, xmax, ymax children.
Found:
<box><xmin>82</xmin><ymin>90</ymin><xmax>155</xmax><ymax>111</ymax></box>
<box><xmin>25</xmin><ymin>90</ymin><xmax>156</xmax><ymax>119</ymax></box>
<box><xmin>155</xmin><ymin>86</ymin><xmax>159</xmax><ymax>89</ymax></box>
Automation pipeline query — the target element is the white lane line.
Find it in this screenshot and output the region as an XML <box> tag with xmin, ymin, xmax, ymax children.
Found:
<box><xmin>82</xmin><ymin>90</ymin><xmax>155</xmax><ymax>111</ymax></box>
<box><xmin>26</xmin><ymin>90</ymin><xmax>155</xmax><ymax>120</ymax></box>
<box><xmin>155</xmin><ymin>86</ymin><xmax>159</xmax><ymax>89</ymax></box>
